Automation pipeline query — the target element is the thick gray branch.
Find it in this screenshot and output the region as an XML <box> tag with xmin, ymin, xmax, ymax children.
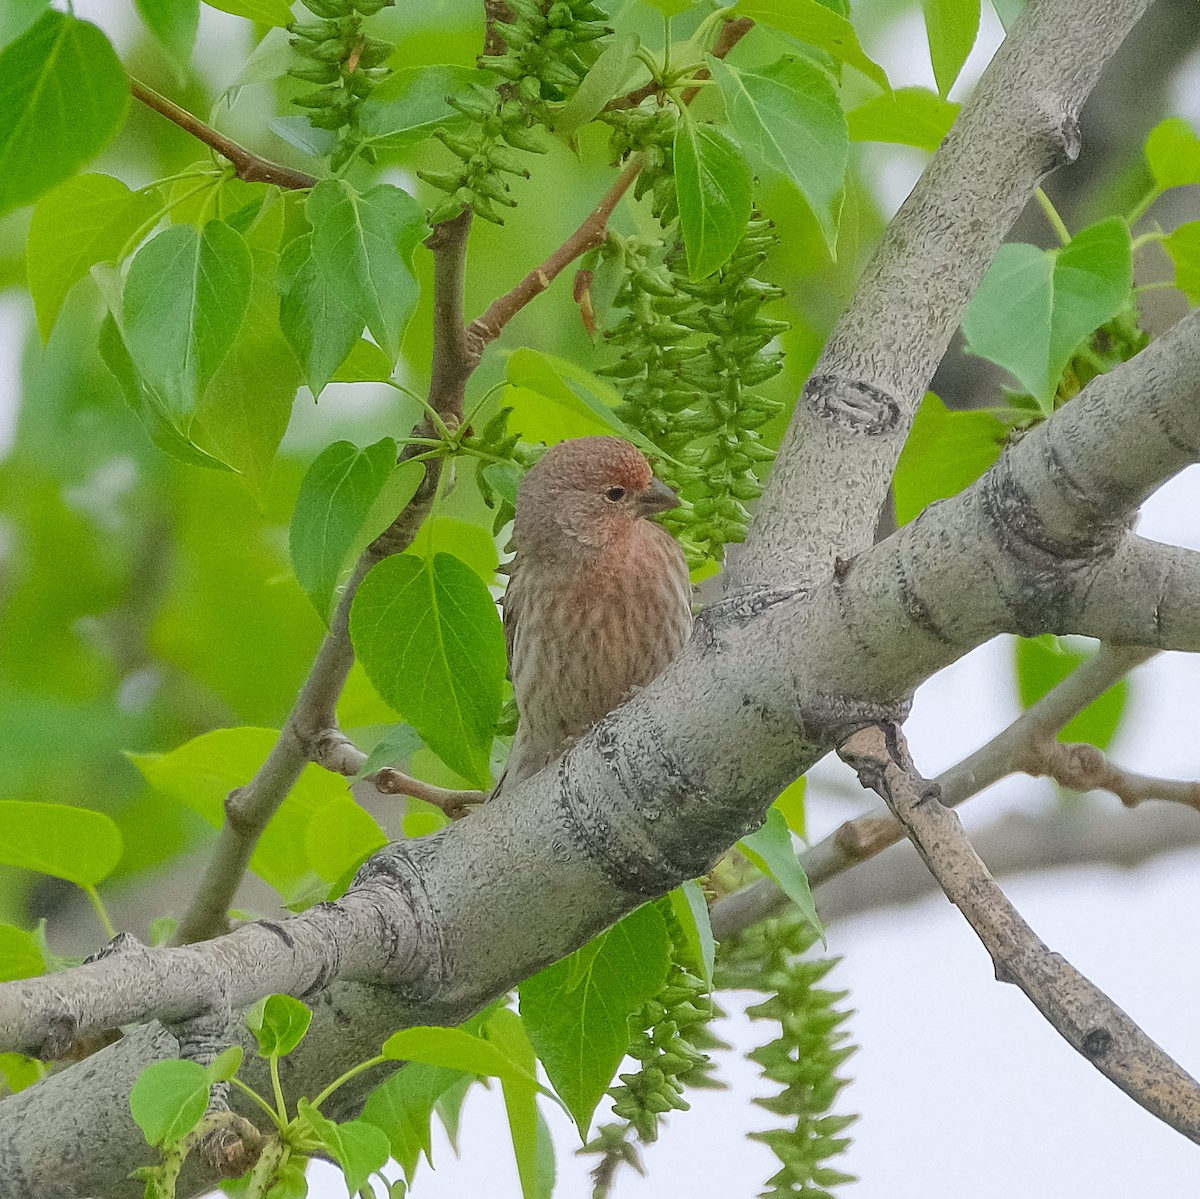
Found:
<box><xmin>711</xmin><ymin>643</ymin><xmax>1153</xmax><ymax>937</ymax></box>
<box><xmin>734</xmin><ymin>0</ymin><xmax>1153</xmax><ymax>589</ymax></box>
<box><xmin>3</xmin><ymin>1</ymin><xmax>1197</xmax><ymax>1193</ymax></box>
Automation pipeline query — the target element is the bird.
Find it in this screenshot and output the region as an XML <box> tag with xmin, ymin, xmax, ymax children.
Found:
<box><xmin>494</xmin><ymin>435</ymin><xmax>694</xmax><ymax>797</ymax></box>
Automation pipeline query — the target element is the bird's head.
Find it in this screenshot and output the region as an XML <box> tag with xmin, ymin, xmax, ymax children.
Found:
<box><xmin>514</xmin><ymin>436</ymin><xmax>680</xmax><ymax>556</ymax></box>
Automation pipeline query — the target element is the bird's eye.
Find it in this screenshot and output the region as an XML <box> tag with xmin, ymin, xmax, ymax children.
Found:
<box><xmin>604</xmin><ymin>486</ymin><xmax>626</xmax><ymax>503</ymax></box>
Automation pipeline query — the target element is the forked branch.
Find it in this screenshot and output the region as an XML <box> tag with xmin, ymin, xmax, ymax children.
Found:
<box><xmin>838</xmin><ymin>722</ymin><xmax>1200</xmax><ymax>1144</ymax></box>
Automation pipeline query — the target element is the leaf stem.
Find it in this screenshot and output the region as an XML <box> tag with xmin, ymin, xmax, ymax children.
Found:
<box><xmin>230</xmin><ymin>1076</ymin><xmax>287</xmax><ymax>1130</ymax></box>
<box><xmin>269</xmin><ymin>1054</ymin><xmax>288</xmax><ymax>1123</ymax></box>
<box><xmin>80</xmin><ymin>884</ymin><xmax>116</xmax><ymax>940</ymax></box>
<box><xmin>129</xmin><ymin>77</ymin><xmax>318</xmax><ymax>191</ymax></box>
<box><xmin>1126</xmin><ymin>183</ymin><xmax>1160</xmax><ymax>228</ymax></box>
<box><xmin>308</xmin><ymin>1054</ymin><xmax>386</xmax><ymax>1110</ymax></box>
<box><xmin>1034</xmin><ymin>188</ymin><xmax>1071</xmax><ymax>246</ymax></box>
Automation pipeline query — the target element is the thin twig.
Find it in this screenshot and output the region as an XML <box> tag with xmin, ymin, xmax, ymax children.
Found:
<box><xmin>464</xmin><ymin>156</ymin><xmax>642</xmax><ymax>360</ymax></box>
<box><xmin>464</xmin><ymin>14</ymin><xmax>754</xmax><ymax>357</ymax></box>
<box><xmin>839</xmin><ymin>722</ymin><xmax>1200</xmax><ymax>1145</ymax></box>
<box><xmin>425</xmin><ymin>209</ymin><xmax>475</xmax><ymax>425</ymax></box>
<box><xmin>1021</xmin><ymin>740</ymin><xmax>1200</xmax><ymax>812</ymax></box>
<box><xmin>603</xmin><ymin>16</ymin><xmax>754</xmax><ymax>111</ymax></box>
<box><xmin>482</xmin><ymin>0</ymin><xmax>514</xmax><ymax>57</ymax></box>
<box><xmin>174</xmin><ymin>198</ymin><xmax>476</xmax><ymax>943</ymax></box>
<box><xmin>711</xmin><ymin>644</ymin><xmax>1154</xmax><ymax>938</ymax></box>
<box><xmin>373</xmin><ymin>770</ymin><xmax>485</xmax><ymax>819</ymax></box>
<box><xmin>129</xmin><ymin>78</ymin><xmax>318</xmax><ymax>191</ymax></box>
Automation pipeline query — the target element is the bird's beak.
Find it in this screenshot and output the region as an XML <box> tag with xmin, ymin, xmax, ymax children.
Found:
<box><xmin>638</xmin><ymin>477</ymin><xmax>681</xmax><ymax>516</ymax></box>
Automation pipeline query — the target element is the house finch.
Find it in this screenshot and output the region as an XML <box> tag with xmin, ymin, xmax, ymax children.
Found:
<box><xmin>494</xmin><ymin>436</ymin><xmax>693</xmax><ymax>796</ymax></box>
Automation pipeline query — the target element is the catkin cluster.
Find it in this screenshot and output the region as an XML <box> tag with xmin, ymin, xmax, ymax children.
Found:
<box><xmin>601</xmin><ymin>219</ymin><xmax>786</xmax><ymax>564</ymax></box>
<box><xmin>422</xmin><ymin>0</ymin><xmax>611</xmax><ymax>225</ymax></box>
<box><xmin>287</xmin><ymin>0</ymin><xmax>395</xmax><ymax>170</ymax></box>
<box><xmin>718</xmin><ymin>915</ymin><xmax>858</xmax><ymax>1199</ymax></box>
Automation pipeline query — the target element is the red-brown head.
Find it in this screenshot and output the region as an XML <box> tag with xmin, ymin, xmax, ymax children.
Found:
<box><xmin>513</xmin><ymin>436</ymin><xmax>680</xmax><ymax>560</ymax></box>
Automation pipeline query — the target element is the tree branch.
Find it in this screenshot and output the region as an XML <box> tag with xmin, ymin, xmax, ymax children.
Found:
<box><xmin>1075</xmin><ymin>536</ymin><xmax>1200</xmax><ymax>652</ymax></box>
<box><xmin>838</xmin><ymin>722</ymin><xmax>1200</xmax><ymax>1144</ymax></box>
<box><xmin>464</xmin><ymin>155</ymin><xmax>642</xmax><ymax>361</ymax></box>
<box><xmin>815</xmin><ymin>800</ymin><xmax>1200</xmax><ymax>923</ymax></box>
<box><xmin>172</xmin><ymin>205</ymin><xmax>478</xmax><ymax>943</ymax></box>
<box><xmin>463</xmin><ymin>13</ymin><xmax>754</xmax><ymax>359</ymax></box>
<box><xmin>711</xmin><ymin>643</ymin><xmax>1153</xmax><ymax>938</ymax></box>
<box><xmin>129</xmin><ymin>78</ymin><xmax>318</xmax><ymax>191</ymax></box>
<box><xmin>1021</xmin><ymin>739</ymin><xmax>1200</xmax><ymax>812</ymax></box>
<box><xmin>732</xmin><ymin>0</ymin><xmax>1154</xmax><ymax>590</ymax></box>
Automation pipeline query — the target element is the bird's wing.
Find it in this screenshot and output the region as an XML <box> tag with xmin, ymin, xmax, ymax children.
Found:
<box><xmin>501</xmin><ymin>554</ymin><xmax>521</xmax><ymax>674</ymax></box>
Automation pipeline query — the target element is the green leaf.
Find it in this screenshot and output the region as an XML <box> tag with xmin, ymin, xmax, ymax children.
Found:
<box><xmin>484</xmin><ymin>1008</ymin><xmax>555</xmax><ymax>1199</ymax></box>
<box><xmin>350</xmin><ymin>553</ymin><xmax>506</xmax><ymax>788</ymax></box>
<box><xmin>331</xmin><ymin>338</ymin><xmax>395</xmax><ymax>384</ymax></box>
<box><xmin>307</xmin><ymin>180</ymin><xmax>428</xmax><ymax>365</ymax></box>
<box><xmin>266</xmin><ymin>1163</ymin><xmax>309</xmax><ymax>1199</ymax></box>
<box><xmin>410</xmin><ymin>517</ymin><xmax>500</xmax><ymax>584</ymax></box>
<box><xmin>0</xmin><ymin>801</ymin><xmax>122</xmax><ymax>885</ymax></box>
<box><xmin>98</xmin><ymin>313</ymin><xmax>234</xmax><ymax>472</ymax></box>
<box><xmin>504</xmin><ymin>347</ymin><xmax>635</xmax><ymax>444</ymax></box>
<box><xmin>0</xmin><ymin>1</ymin><xmax>49</xmax><ymax>52</ymax></box>
<box><xmin>129</xmin><ymin>727</ymin><xmax>349</xmax><ymax>900</ymax></box>
<box><xmin>359</xmin><ymin>66</ymin><xmax>484</xmax><ymax>151</ymax></box>
<box><xmin>304</xmin><ymin>795</ymin><xmax>387</xmax><ymax>883</ymax></box>
<box><xmin>668</xmin><ymin>881</ymin><xmax>716</xmax><ymax>987</ymax></box>
<box><xmin>202</xmin><ymin>0</ymin><xmax>293</xmax><ymax>24</ymax></box>
<box><xmin>990</xmin><ymin>0</ymin><xmax>1025</xmax><ymax>28</ymax></box>
<box><xmin>279</xmin><ymin>232</ymin><xmax>365</xmax><ymax>397</ymax></box>
<box><xmin>123</xmin><ymin>221</ymin><xmax>254</xmax><ymax>421</ymax></box>
<box><xmin>129</xmin><ymin>1058</ymin><xmax>210</xmax><ymax>1147</ymax></box>
<box><xmin>350</xmin><ymin>723</ymin><xmax>424</xmax><ymax>783</ymax></box>
<box><xmin>519</xmin><ymin>905</ymin><xmax>671</xmax><ymax>1135</ymax></box>
<box><xmin>709</xmin><ymin>55</ymin><xmax>846</xmax><ymax>253</ymax></box>
<box><xmin>923</xmin><ymin>0</ymin><xmax>979</xmax><ymax>97</ymax></box>
<box><xmin>1145</xmin><ymin>117</ymin><xmax>1200</xmax><ymax>191</ymax></box>
<box><xmin>382</xmin><ymin>1026</ymin><xmax>536</xmax><ymax>1086</ymax></box>
<box><xmin>773</xmin><ymin>773</ymin><xmax>807</xmax><ymax>838</ymax></box>
<box><xmin>894</xmin><ymin>393</ymin><xmax>1007</xmax><ymax>525</ymax></box>
<box><xmin>1164</xmin><ymin>220</ymin><xmax>1200</xmax><ymax>303</ymax></box>
<box><xmin>642</xmin><ymin>0</ymin><xmax>696</xmax><ymax>13</ymax></box>
<box><xmin>847</xmin><ymin>86</ymin><xmax>959</xmax><ymax>151</ymax></box>
<box><xmin>1016</xmin><ymin>636</ymin><xmax>1128</xmax><ymax>751</ymax></box>
<box><xmin>0</xmin><ymin>923</ymin><xmax>46</xmax><ymax>982</ymax></box>
<box><xmin>290</xmin><ymin>439</ymin><xmax>398</xmax><ymax>623</ymax></box>
<box><xmin>247</xmin><ymin>994</ymin><xmax>313</xmax><ymax>1057</ymax></box>
<box><xmin>0</xmin><ymin>12</ymin><xmax>128</xmax><ymax>216</ymax></box>
<box><xmin>270</xmin><ymin>114</ymin><xmax>338</xmax><ymax>159</ymax></box>
<box><xmin>297</xmin><ymin>1101</ymin><xmax>391</xmax><ymax>1196</ymax></box>
<box><xmin>961</xmin><ymin>217</ymin><xmax>1133</xmax><ymax>413</ymax></box>
<box><xmin>206</xmin><ymin>1045</ymin><xmax>244</xmax><ymax>1084</ymax></box>
<box><xmin>0</xmin><ymin>1053</ymin><xmax>44</xmax><ymax>1093</ymax></box>
<box><xmin>674</xmin><ymin>115</ymin><xmax>753</xmax><ymax>279</ymax></box>
<box><xmin>732</xmin><ymin>0</ymin><xmax>889</xmax><ymax>90</ymax></box>
<box><xmin>739</xmin><ymin>807</ymin><xmax>823</xmax><ymax>938</ymax></box>
<box><xmin>361</xmin><ymin>1060</ymin><xmax>467</xmax><ymax>1181</ymax></box>
<box><xmin>554</xmin><ymin>33</ymin><xmax>641</xmax><ymax>138</ymax></box>
<box><xmin>135</xmin><ymin>0</ymin><xmax>199</xmax><ymax>64</ymax></box>
<box><xmin>191</xmin><ymin>223</ymin><xmax>302</xmax><ymax>502</ymax></box>
<box><xmin>27</xmin><ymin>174</ymin><xmax>158</xmax><ymax>342</ymax></box>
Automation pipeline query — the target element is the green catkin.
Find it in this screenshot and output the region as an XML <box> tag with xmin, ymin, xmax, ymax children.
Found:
<box><xmin>580</xmin><ymin>964</ymin><xmax>727</xmax><ymax>1198</ymax></box>
<box><xmin>717</xmin><ymin>914</ymin><xmax>858</xmax><ymax>1199</ymax></box>
<box><xmin>286</xmin><ymin>0</ymin><xmax>397</xmax><ymax>171</ymax></box>
<box><xmin>420</xmin><ymin>0</ymin><xmax>611</xmax><ymax>225</ymax></box>
<box><xmin>600</xmin><ymin>215</ymin><xmax>786</xmax><ymax>566</ymax></box>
